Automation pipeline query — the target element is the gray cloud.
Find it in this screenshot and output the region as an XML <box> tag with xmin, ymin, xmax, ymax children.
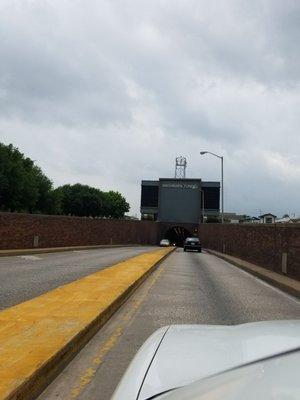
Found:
<box><xmin>0</xmin><ymin>0</ymin><xmax>299</xmax><ymax>217</ymax></box>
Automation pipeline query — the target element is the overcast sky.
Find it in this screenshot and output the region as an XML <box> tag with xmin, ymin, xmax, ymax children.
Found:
<box><xmin>1</xmin><ymin>0</ymin><xmax>299</xmax><ymax>217</ymax></box>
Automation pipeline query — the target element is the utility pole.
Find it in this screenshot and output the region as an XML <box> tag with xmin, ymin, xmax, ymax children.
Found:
<box><xmin>200</xmin><ymin>151</ymin><xmax>224</xmax><ymax>223</ymax></box>
<box><xmin>200</xmin><ymin>189</ymin><xmax>205</xmax><ymax>223</ymax></box>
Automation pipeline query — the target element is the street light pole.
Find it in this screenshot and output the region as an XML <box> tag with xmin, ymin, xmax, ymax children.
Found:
<box><xmin>200</xmin><ymin>151</ymin><xmax>224</xmax><ymax>223</ymax></box>
<box><xmin>200</xmin><ymin>189</ymin><xmax>205</xmax><ymax>223</ymax></box>
<box><xmin>221</xmin><ymin>155</ymin><xmax>224</xmax><ymax>224</ymax></box>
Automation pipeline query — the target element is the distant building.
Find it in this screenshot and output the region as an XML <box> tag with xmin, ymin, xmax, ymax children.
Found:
<box><xmin>276</xmin><ymin>216</ymin><xmax>292</xmax><ymax>223</ymax></box>
<box><xmin>259</xmin><ymin>213</ymin><xmax>277</xmax><ymax>224</ymax></box>
<box><xmin>241</xmin><ymin>216</ymin><xmax>261</xmax><ymax>223</ymax></box>
<box><xmin>276</xmin><ymin>216</ymin><xmax>300</xmax><ymax>223</ymax></box>
<box><xmin>223</xmin><ymin>212</ymin><xmax>245</xmax><ymax>223</ymax></box>
<box><xmin>140</xmin><ymin>178</ymin><xmax>220</xmax><ymax>224</ymax></box>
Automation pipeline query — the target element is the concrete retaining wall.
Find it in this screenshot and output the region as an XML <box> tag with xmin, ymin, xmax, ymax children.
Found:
<box><xmin>199</xmin><ymin>223</ymin><xmax>300</xmax><ymax>280</ymax></box>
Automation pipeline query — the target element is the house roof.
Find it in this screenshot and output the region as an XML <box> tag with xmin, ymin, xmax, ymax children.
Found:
<box><xmin>259</xmin><ymin>213</ymin><xmax>277</xmax><ymax>218</ymax></box>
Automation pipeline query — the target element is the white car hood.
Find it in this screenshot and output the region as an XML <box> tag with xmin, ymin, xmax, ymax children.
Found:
<box><xmin>112</xmin><ymin>320</ymin><xmax>300</xmax><ymax>400</ymax></box>
<box><xmin>161</xmin><ymin>348</ymin><xmax>300</xmax><ymax>400</ymax></box>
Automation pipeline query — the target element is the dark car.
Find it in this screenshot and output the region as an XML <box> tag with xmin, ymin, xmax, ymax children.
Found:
<box><xmin>183</xmin><ymin>237</ymin><xmax>202</xmax><ymax>252</ymax></box>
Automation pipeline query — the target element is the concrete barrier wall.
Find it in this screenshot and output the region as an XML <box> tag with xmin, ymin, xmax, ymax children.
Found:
<box><xmin>199</xmin><ymin>224</ymin><xmax>300</xmax><ymax>280</ymax></box>
<box><xmin>0</xmin><ymin>212</ymin><xmax>159</xmax><ymax>249</ymax></box>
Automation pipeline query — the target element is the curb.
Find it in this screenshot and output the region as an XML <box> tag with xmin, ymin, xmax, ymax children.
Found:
<box><xmin>0</xmin><ymin>247</ymin><xmax>176</xmax><ymax>400</ymax></box>
<box><xmin>205</xmin><ymin>249</ymin><xmax>300</xmax><ymax>299</ymax></box>
<box><xmin>0</xmin><ymin>244</ymin><xmax>146</xmax><ymax>257</ymax></box>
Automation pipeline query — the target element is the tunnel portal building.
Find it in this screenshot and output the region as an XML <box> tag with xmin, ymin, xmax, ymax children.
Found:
<box><xmin>140</xmin><ymin>178</ymin><xmax>220</xmax><ymax>224</ymax></box>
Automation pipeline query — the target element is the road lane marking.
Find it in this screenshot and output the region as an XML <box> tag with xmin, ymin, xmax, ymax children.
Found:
<box><xmin>250</xmin><ymin>273</ymin><xmax>300</xmax><ymax>305</ymax></box>
<box><xmin>209</xmin><ymin>253</ymin><xmax>300</xmax><ymax>305</ymax></box>
<box><xmin>70</xmin><ymin>266</ymin><xmax>166</xmax><ymax>399</ymax></box>
<box><xmin>18</xmin><ymin>255</ymin><xmax>42</xmax><ymax>260</ymax></box>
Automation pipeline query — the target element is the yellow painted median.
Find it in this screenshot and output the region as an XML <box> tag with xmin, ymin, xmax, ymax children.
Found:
<box><xmin>0</xmin><ymin>247</ymin><xmax>173</xmax><ymax>400</ymax></box>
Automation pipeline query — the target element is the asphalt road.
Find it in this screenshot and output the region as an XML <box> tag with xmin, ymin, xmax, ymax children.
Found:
<box><xmin>39</xmin><ymin>248</ymin><xmax>300</xmax><ymax>400</ymax></box>
<box><xmin>0</xmin><ymin>246</ymin><xmax>157</xmax><ymax>310</ymax></box>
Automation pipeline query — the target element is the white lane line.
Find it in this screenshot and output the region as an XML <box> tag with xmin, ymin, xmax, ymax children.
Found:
<box><xmin>18</xmin><ymin>255</ymin><xmax>42</xmax><ymax>261</ymax></box>
<box><xmin>249</xmin><ymin>274</ymin><xmax>300</xmax><ymax>305</ymax></box>
<box><xmin>205</xmin><ymin>252</ymin><xmax>300</xmax><ymax>306</ymax></box>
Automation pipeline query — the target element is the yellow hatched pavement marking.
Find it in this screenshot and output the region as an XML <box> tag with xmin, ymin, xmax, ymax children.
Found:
<box><xmin>0</xmin><ymin>247</ymin><xmax>172</xmax><ymax>400</ymax></box>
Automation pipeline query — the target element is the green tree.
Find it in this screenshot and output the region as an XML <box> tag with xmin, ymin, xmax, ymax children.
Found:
<box><xmin>55</xmin><ymin>184</ymin><xmax>105</xmax><ymax>217</ymax></box>
<box><xmin>0</xmin><ymin>143</ymin><xmax>54</xmax><ymax>213</ymax></box>
<box><xmin>0</xmin><ymin>142</ymin><xmax>130</xmax><ymax>218</ymax></box>
<box><xmin>103</xmin><ymin>191</ymin><xmax>130</xmax><ymax>218</ymax></box>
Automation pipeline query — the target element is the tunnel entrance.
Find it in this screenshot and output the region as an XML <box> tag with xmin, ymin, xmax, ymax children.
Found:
<box><xmin>164</xmin><ymin>226</ymin><xmax>192</xmax><ymax>247</ymax></box>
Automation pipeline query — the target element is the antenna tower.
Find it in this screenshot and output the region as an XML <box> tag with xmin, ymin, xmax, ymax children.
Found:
<box><xmin>175</xmin><ymin>156</ymin><xmax>187</xmax><ymax>179</ymax></box>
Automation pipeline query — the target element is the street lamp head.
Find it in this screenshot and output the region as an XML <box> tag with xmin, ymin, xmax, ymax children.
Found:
<box><xmin>200</xmin><ymin>151</ymin><xmax>207</xmax><ymax>155</ymax></box>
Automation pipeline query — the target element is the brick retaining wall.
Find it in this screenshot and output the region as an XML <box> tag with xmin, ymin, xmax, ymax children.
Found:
<box><xmin>1</xmin><ymin>213</ymin><xmax>299</xmax><ymax>280</ymax></box>
<box><xmin>199</xmin><ymin>224</ymin><xmax>300</xmax><ymax>280</ymax></box>
<box><xmin>0</xmin><ymin>212</ymin><xmax>158</xmax><ymax>249</ymax></box>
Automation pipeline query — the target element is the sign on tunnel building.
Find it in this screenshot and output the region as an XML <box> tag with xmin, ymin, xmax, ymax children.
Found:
<box><xmin>141</xmin><ymin>178</ymin><xmax>220</xmax><ymax>224</ymax></box>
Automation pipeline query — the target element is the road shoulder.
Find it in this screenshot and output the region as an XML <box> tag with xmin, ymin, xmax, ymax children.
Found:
<box><xmin>206</xmin><ymin>249</ymin><xmax>300</xmax><ymax>299</ymax></box>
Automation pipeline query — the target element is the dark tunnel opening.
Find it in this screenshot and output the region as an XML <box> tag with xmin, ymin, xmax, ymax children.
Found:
<box><xmin>164</xmin><ymin>226</ymin><xmax>192</xmax><ymax>247</ymax></box>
